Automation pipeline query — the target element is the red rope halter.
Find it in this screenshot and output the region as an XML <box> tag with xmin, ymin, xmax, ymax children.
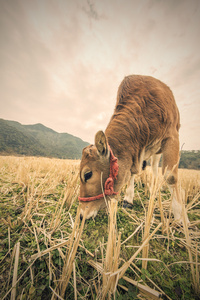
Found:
<box><xmin>78</xmin><ymin>146</ymin><xmax>119</xmax><ymax>202</ymax></box>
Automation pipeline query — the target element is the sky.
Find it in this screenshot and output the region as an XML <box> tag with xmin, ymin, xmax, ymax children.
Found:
<box><xmin>0</xmin><ymin>0</ymin><xmax>200</xmax><ymax>150</ymax></box>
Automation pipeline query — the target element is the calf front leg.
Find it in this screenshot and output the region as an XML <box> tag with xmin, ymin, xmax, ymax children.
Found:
<box><xmin>151</xmin><ymin>154</ymin><xmax>161</xmax><ymax>178</ymax></box>
<box><xmin>123</xmin><ymin>174</ymin><xmax>135</xmax><ymax>208</ymax></box>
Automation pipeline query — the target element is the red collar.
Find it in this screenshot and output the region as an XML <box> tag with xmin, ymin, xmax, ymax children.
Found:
<box><xmin>78</xmin><ymin>146</ymin><xmax>119</xmax><ymax>202</ymax></box>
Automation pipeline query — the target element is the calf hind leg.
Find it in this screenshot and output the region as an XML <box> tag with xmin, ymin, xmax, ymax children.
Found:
<box><xmin>162</xmin><ymin>136</ymin><xmax>188</xmax><ymax>223</ymax></box>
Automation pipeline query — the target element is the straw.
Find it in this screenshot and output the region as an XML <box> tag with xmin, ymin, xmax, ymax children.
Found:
<box><xmin>181</xmin><ymin>193</ymin><xmax>199</xmax><ymax>294</ymax></box>
<box><xmin>123</xmin><ymin>276</ymin><xmax>162</xmax><ymax>299</ymax></box>
<box><xmin>117</xmin><ymin>223</ymin><xmax>162</xmax><ymax>279</ymax></box>
<box><xmin>142</xmin><ymin>176</ymin><xmax>159</xmax><ymax>269</ymax></box>
<box><xmin>11</xmin><ymin>242</ymin><xmax>20</xmax><ymax>300</ymax></box>
<box><xmin>58</xmin><ymin>205</ymin><xmax>87</xmax><ymax>298</ymax></box>
<box><xmin>73</xmin><ymin>261</ymin><xmax>77</xmax><ymax>300</ymax></box>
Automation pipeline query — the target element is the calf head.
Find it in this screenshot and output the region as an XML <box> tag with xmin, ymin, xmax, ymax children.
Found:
<box><xmin>79</xmin><ymin>131</ymin><xmax>111</xmax><ymax>219</ymax></box>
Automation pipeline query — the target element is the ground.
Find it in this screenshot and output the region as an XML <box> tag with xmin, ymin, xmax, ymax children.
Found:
<box><xmin>0</xmin><ymin>156</ymin><xmax>199</xmax><ymax>299</ymax></box>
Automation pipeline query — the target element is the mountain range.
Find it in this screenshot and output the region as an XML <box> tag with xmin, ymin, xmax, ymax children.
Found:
<box><xmin>0</xmin><ymin>119</ymin><xmax>89</xmax><ymax>159</ymax></box>
<box><xmin>0</xmin><ymin>118</ymin><xmax>199</xmax><ymax>168</ymax></box>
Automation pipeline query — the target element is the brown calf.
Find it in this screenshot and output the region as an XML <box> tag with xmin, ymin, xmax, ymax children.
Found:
<box><xmin>79</xmin><ymin>75</ymin><xmax>187</xmax><ymax>222</ymax></box>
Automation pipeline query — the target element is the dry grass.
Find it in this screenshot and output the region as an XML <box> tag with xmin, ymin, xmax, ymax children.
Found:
<box><xmin>0</xmin><ymin>156</ymin><xmax>200</xmax><ymax>299</ymax></box>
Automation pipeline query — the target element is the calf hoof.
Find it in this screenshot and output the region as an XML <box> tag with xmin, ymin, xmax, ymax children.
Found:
<box><xmin>123</xmin><ymin>200</ymin><xmax>133</xmax><ymax>209</ymax></box>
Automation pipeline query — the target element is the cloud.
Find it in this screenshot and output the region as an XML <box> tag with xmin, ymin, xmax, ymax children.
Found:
<box><xmin>82</xmin><ymin>0</ymin><xmax>106</xmax><ymax>21</ymax></box>
<box><xmin>0</xmin><ymin>0</ymin><xmax>199</xmax><ymax>149</ymax></box>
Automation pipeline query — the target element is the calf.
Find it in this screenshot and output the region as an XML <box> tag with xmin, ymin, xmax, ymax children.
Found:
<box><xmin>79</xmin><ymin>75</ymin><xmax>185</xmax><ymax>222</ymax></box>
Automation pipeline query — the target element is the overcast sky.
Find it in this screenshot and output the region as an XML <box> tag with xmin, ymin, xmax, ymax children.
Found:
<box><xmin>0</xmin><ymin>0</ymin><xmax>200</xmax><ymax>150</ymax></box>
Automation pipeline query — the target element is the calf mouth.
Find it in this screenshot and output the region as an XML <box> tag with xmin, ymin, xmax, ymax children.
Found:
<box><xmin>79</xmin><ymin>197</ymin><xmax>108</xmax><ymax>220</ymax></box>
<box><xmin>80</xmin><ymin>208</ymin><xmax>98</xmax><ymax>220</ymax></box>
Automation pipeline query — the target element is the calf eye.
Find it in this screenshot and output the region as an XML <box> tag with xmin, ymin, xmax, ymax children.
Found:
<box><xmin>84</xmin><ymin>171</ymin><xmax>93</xmax><ymax>182</ymax></box>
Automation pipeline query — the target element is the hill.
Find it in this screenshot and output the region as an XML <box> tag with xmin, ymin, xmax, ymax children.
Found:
<box><xmin>157</xmin><ymin>150</ymin><xmax>200</xmax><ymax>170</ymax></box>
<box><xmin>179</xmin><ymin>150</ymin><xmax>200</xmax><ymax>170</ymax></box>
<box><xmin>0</xmin><ymin>119</ymin><xmax>89</xmax><ymax>159</ymax></box>
<box><xmin>0</xmin><ymin>119</ymin><xmax>199</xmax><ymax>167</ymax></box>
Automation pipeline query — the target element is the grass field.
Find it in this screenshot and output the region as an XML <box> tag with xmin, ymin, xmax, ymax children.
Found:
<box><xmin>0</xmin><ymin>156</ymin><xmax>199</xmax><ymax>300</ymax></box>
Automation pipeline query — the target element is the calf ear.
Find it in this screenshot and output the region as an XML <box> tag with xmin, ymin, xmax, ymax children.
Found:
<box><xmin>95</xmin><ymin>131</ymin><xmax>108</xmax><ymax>156</ymax></box>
